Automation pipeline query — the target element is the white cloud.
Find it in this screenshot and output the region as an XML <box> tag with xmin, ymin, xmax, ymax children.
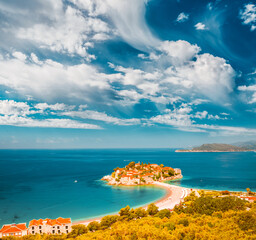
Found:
<box><xmin>195</xmin><ymin>22</ymin><xmax>207</xmax><ymax>30</ymax></box>
<box><xmin>159</xmin><ymin>40</ymin><xmax>201</xmax><ymax>64</ymax></box>
<box><xmin>176</xmin><ymin>12</ymin><xmax>189</xmax><ymax>23</ymax></box>
<box><xmin>240</xmin><ymin>3</ymin><xmax>256</xmax><ymax>31</ymax></box>
<box><xmin>238</xmin><ymin>84</ymin><xmax>256</xmax><ymax>104</ymax></box>
<box><xmin>151</xmin><ymin>109</ymin><xmax>194</xmax><ymax>130</ymax></box>
<box><xmin>0</xmin><ymin>115</ymin><xmax>101</xmax><ymax>129</ymax></box>
<box><xmin>150</xmin><ymin>106</ymin><xmax>255</xmax><ymax>135</ymax></box>
<box><xmin>190</xmin><ymin>99</ymin><xmax>210</xmax><ymax>105</ymax></box>
<box><xmin>0</xmin><ymin>100</ymin><xmax>101</xmax><ymax>129</ymax></box>
<box><xmin>61</xmin><ymin>110</ymin><xmax>140</xmax><ymax>126</ymax></box>
<box><xmin>0</xmin><ymin>53</ymin><xmax>120</xmax><ymax>102</ymax></box>
<box><xmin>109</xmin><ymin>47</ymin><xmax>235</xmax><ymax>105</ymax></box>
<box><xmin>12</xmin><ymin>51</ymin><xmax>27</xmax><ymax>61</ymax></box>
<box><xmin>0</xmin><ymin>100</ymin><xmax>31</xmax><ymax>116</ymax></box>
<box><xmin>194</xmin><ymin>111</ymin><xmax>208</xmax><ymax>119</ymax></box>
<box><xmin>163</xmin><ymin>53</ymin><xmax>235</xmax><ymax>102</ymax></box>
<box><xmin>30</xmin><ymin>53</ymin><xmax>42</xmax><ymax>65</ymax></box>
<box><xmin>104</xmin><ymin>0</ymin><xmax>160</xmax><ymax>50</ymax></box>
<box><xmin>0</xmin><ymin>99</ymin><xmax>139</xmax><ymax>128</ymax></box>
<box><xmin>34</xmin><ymin>103</ymin><xmax>75</xmax><ymax>111</ymax></box>
<box><xmin>138</xmin><ymin>52</ymin><xmax>160</xmax><ymax>60</ymax></box>
<box><xmin>16</xmin><ymin>4</ymin><xmax>112</xmax><ymax>59</ymax></box>
<box><xmin>68</xmin><ymin>0</ymin><xmax>107</xmax><ymax>17</ymax></box>
<box><xmin>70</xmin><ymin>0</ymin><xmax>160</xmax><ymax>51</ymax></box>
<box><xmin>238</xmin><ymin>85</ymin><xmax>256</xmax><ymax>91</ymax></box>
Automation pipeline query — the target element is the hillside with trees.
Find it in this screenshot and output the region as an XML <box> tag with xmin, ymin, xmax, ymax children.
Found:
<box><xmin>176</xmin><ymin>143</ymin><xmax>252</xmax><ymax>152</ymax></box>
<box><xmin>3</xmin><ymin>191</ymin><xmax>256</xmax><ymax>240</ymax></box>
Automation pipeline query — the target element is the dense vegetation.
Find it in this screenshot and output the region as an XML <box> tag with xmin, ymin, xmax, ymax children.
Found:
<box><xmin>2</xmin><ymin>192</ymin><xmax>256</xmax><ymax>240</ymax></box>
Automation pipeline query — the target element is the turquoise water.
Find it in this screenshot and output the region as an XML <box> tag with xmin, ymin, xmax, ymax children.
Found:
<box><xmin>0</xmin><ymin>149</ymin><xmax>256</xmax><ymax>226</ymax></box>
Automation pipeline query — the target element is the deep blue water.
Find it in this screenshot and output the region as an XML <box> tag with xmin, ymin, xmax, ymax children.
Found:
<box><xmin>0</xmin><ymin>149</ymin><xmax>256</xmax><ymax>226</ymax></box>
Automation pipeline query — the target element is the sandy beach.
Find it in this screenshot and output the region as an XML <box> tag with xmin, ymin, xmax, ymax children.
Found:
<box><xmin>73</xmin><ymin>182</ymin><xmax>191</xmax><ymax>226</ymax></box>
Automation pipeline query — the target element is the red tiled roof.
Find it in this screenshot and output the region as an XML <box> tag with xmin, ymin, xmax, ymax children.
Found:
<box><xmin>240</xmin><ymin>196</ymin><xmax>256</xmax><ymax>201</ymax></box>
<box><xmin>0</xmin><ymin>224</ymin><xmax>27</xmax><ymax>234</ymax></box>
<box><xmin>29</xmin><ymin>218</ymin><xmax>71</xmax><ymax>227</ymax></box>
<box><xmin>163</xmin><ymin>167</ymin><xmax>172</xmax><ymax>170</ymax></box>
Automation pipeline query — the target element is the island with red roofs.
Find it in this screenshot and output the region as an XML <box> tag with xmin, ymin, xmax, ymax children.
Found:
<box><xmin>102</xmin><ymin>162</ymin><xmax>182</xmax><ymax>186</ymax></box>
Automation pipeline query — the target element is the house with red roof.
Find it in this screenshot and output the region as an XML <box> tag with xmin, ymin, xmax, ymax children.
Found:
<box><xmin>0</xmin><ymin>223</ymin><xmax>27</xmax><ymax>238</ymax></box>
<box><xmin>28</xmin><ymin>217</ymin><xmax>71</xmax><ymax>235</ymax></box>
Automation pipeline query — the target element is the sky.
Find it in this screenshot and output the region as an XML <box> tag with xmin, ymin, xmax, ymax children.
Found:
<box><xmin>0</xmin><ymin>0</ymin><xmax>256</xmax><ymax>149</ymax></box>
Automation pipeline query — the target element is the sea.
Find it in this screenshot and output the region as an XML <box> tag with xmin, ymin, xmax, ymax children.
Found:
<box><xmin>0</xmin><ymin>149</ymin><xmax>256</xmax><ymax>226</ymax></box>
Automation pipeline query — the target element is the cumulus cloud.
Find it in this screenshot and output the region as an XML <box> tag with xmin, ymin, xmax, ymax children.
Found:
<box><xmin>240</xmin><ymin>3</ymin><xmax>256</xmax><ymax>31</ymax></box>
<box><xmin>0</xmin><ymin>100</ymin><xmax>31</xmax><ymax>116</ymax></box>
<box><xmin>238</xmin><ymin>84</ymin><xmax>256</xmax><ymax>103</ymax></box>
<box><xmin>161</xmin><ymin>53</ymin><xmax>235</xmax><ymax>102</ymax></box>
<box><xmin>12</xmin><ymin>51</ymin><xmax>27</xmax><ymax>61</ymax></box>
<box><xmin>176</xmin><ymin>12</ymin><xmax>189</xmax><ymax>23</ymax></box>
<box><xmin>34</xmin><ymin>103</ymin><xmax>75</xmax><ymax>111</ymax></box>
<box><xmin>0</xmin><ymin>53</ymin><xmax>120</xmax><ymax>103</ymax></box>
<box><xmin>195</xmin><ymin>22</ymin><xmax>207</xmax><ymax>30</ymax></box>
<box><xmin>17</xmin><ymin>5</ymin><xmax>111</xmax><ymax>60</ymax></box>
<box><xmin>159</xmin><ymin>40</ymin><xmax>201</xmax><ymax>65</ymax></box>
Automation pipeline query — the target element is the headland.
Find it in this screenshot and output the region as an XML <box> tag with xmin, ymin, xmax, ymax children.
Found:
<box><xmin>176</xmin><ymin>143</ymin><xmax>255</xmax><ymax>152</ymax></box>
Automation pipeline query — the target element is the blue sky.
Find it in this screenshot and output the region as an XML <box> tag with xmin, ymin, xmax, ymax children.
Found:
<box><xmin>0</xmin><ymin>0</ymin><xmax>256</xmax><ymax>148</ymax></box>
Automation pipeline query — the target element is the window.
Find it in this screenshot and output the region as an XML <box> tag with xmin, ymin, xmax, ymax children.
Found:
<box><xmin>65</xmin><ymin>226</ymin><xmax>68</xmax><ymax>229</ymax></box>
<box><xmin>32</xmin><ymin>231</ymin><xmax>35</xmax><ymax>234</ymax></box>
<box><xmin>57</xmin><ymin>226</ymin><xmax>59</xmax><ymax>229</ymax></box>
<box><xmin>40</xmin><ymin>230</ymin><xmax>42</xmax><ymax>234</ymax></box>
<box><xmin>53</xmin><ymin>226</ymin><xmax>55</xmax><ymax>228</ymax></box>
<box><xmin>52</xmin><ymin>230</ymin><xmax>55</xmax><ymax>234</ymax></box>
<box><xmin>58</xmin><ymin>230</ymin><xmax>60</xmax><ymax>234</ymax></box>
<box><xmin>32</xmin><ymin>226</ymin><xmax>34</xmax><ymax>230</ymax></box>
<box><xmin>66</xmin><ymin>230</ymin><xmax>69</xmax><ymax>233</ymax></box>
<box><xmin>39</xmin><ymin>226</ymin><xmax>42</xmax><ymax>229</ymax></box>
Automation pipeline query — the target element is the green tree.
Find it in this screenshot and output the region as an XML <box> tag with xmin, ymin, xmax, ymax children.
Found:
<box><xmin>68</xmin><ymin>224</ymin><xmax>88</xmax><ymax>238</ymax></box>
<box><xmin>168</xmin><ymin>169</ymin><xmax>175</xmax><ymax>177</ymax></box>
<box><xmin>178</xmin><ymin>218</ymin><xmax>189</xmax><ymax>227</ymax></box>
<box><xmin>87</xmin><ymin>221</ymin><xmax>100</xmax><ymax>232</ymax></box>
<box><xmin>147</xmin><ymin>203</ymin><xmax>159</xmax><ymax>216</ymax></box>
<box><xmin>155</xmin><ymin>209</ymin><xmax>171</xmax><ymax>219</ymax></box>
<box><xmin>127</xmin><ymin>162</ymin><xmax>135</xmax><ymax>169</ymax></box>
<box><xmin>119</xmin><ymin>205</ymin><xmax>131</xmax><ymax>217</ymax></box>
<box><xmin>237</xmin><ymin>211</ymin><xmax>256</xmax><ymax>231</ymax></box>
<box><xmin>100</xmin><ymin>215</ymin><xmax>119</xmax><ymax>230</ymax></box>
<box><xmin>134</xmin><ymin>207</ymin><xmax>148</xmax><ymax>218</ymax></box>
<box><xmin>140</xmin><ymin>177</ymin><xmax>146</xmax><ymax>183</ymax></box>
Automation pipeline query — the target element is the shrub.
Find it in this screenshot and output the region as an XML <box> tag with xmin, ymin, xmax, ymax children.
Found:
<box><xmin>147</xmin><ymin>203</ymin><xmax>159</xmax><ymax>216</ymax></box>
